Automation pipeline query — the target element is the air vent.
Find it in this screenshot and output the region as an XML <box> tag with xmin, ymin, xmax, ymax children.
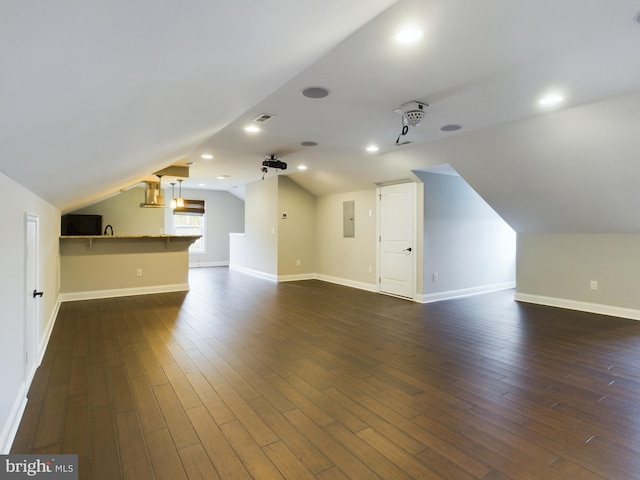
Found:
<box><xmin>254</xmin><ymin>113</ymin><xmax>274</xmax><ymax>123</ymax></box>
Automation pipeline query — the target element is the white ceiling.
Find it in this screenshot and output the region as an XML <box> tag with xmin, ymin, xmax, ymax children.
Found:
<box><xmin>2</xmin><ymin>0</ymin><xmax>640</xmax><ymax>232</ymax></box>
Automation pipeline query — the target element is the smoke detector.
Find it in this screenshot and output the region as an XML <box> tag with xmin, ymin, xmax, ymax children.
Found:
<box><xmin>400</xmin><ymin>101</ymin><xmax>428</xmax><ymax>127</ymax></box>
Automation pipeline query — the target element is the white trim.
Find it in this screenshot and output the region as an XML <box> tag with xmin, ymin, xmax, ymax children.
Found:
<box><xmin>417</xmin><ymin>281</ymin><xmax>516</xmax><ymax>304</ymax></box>
<box><xmin>3</xmin><ymin>298</ymin><xmax>61</xmax><ymax>453</ymax></box>
<box><xmin>278</xmin><ymin>273</ymin><xmax>318</xmax><ymax>282</ymax></box>
<box><xmin>60</xmin><ymin>283</ymin><xmax>190</xmax><ymax>302</ymax></box>
<box><xmin>317</xmin><ymin>274</ymin><xmax>377</xmax><ymax>292</ymax></box>
<box><xmin>39</xmin><ymin>296</ymin><xmax>61</xmax><ymax>367</ymax></box>
<box><xmin>189</xmin><ymin>261</ymin><xmax>229</xmax><ymax>268</ymax></box>
<box><xmin>377</xmin><ymin>182</ymin><xmax>418</xmax><ymax>299</ymax></box>
<box><xmin>24</xmin><ymin>213</ymin><xmax>40</xmax><ymax>397</ymax></box>
<box><xmin>0</xmin><ymin>384</ymin><xmax>28</xmax><ymax>454</ymax></box>
<box><xmin>514</xmin><ymin>292</ymin><xmax>640</xmax><ymax>321</ymax></box>
<box><xmin>228</xmin><ymin>267</ymin><xmax>377</xmax><ymax>290</ymax></box>
<box><xmin>229</xmin><ymin>264</ymin><xmax>278</xmax><ymax>282</ymax></box>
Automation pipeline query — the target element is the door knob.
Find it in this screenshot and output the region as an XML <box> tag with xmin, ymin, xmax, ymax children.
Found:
<box><xmin>33</xmin><ymin>290</ymin><xmax>43</xmax><ymax>298</ymax></box>
<box><xmin>403</xmin><ymin>247</ymin><xmax>412</xmax><ymax>252</ymax></box>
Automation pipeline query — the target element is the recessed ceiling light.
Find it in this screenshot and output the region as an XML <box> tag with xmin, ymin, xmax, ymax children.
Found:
<box><xmin>217</xmin><ymin>175</ymin><xmax>229</xmax><ymax>180</ymax></box>
<box><xmin>198</xmin><ymin>183</ymin><xmax>206</xmax><ymax>187</ymax></box>
<box><xmin>301</xmin><ymin>86</ymin><xmax>330</xmax><ymax>99</ymax></box>
<box><xmin>395</xmin><ymin>27</ymin><xmax>423</xmax><ymax>44</ymax></box>
<box><xmin>297</xmin><ymin>165</ymin><xmax>308</xmax><ymax>171</ymax></box>
<box><xmin>201</xmin><ymin>154</ymin><xmax>213</xmax><ymax>160</ymax></box>
<box><xmin>244</xmin><ymin>125</ymin><xmax>261</xmax><ymax>133</ymax></box>
<box><xmin>366</xmin><ymin>145</ymin><xmax>379</xmax><ymax>153</ymax></box>
<box><xmin>440</xmin><ymin>124</ymin><xmax>462</xmax><ymax>132</ymax></box>
<box><xmin>538</xmin><ymin>92</ymin><xmax>564</xmax><ymax>107</ymax></box>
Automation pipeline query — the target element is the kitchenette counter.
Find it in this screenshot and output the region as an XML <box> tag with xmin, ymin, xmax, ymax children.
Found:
<box><xmin>60</xmin><ymin>234</ymin><xmax>200</xmax><ymax>238</ymax></box>
<box><xmin>59</xmin><ymin>234</ymin><xmax>201</xmax><ymax>301</ymax></box>
<box><xmin>60</xmin><ymin>234</ymin><xmax>200</xmax><ymax>249</ymax></box>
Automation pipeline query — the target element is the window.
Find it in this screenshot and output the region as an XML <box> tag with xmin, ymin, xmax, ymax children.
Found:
<box><xmin>173</xmin><ymin>201</ymin><xmax>205</xmax><ymax>254</ymax></box>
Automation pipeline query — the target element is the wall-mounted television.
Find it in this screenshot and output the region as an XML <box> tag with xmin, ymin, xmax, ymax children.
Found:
<box><xmin>61</xmin><ymin>214</ymin><xmax>103</xmax><ymax>236</ymax></box>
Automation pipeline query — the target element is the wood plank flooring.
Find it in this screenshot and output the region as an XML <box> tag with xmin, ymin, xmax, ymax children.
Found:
<box><xmin>11</xmin><ymin>267</ymin><xmax>640</xmax><ymax>479</ymax></box>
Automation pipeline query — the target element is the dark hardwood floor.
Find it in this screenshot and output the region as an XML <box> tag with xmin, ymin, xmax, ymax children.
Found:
<box><xmin>11</xmin><ymin>267</ymin><xmax>640</xmax><ymax>479</ymax></box>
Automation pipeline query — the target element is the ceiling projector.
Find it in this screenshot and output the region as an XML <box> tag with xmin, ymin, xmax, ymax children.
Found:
<box><xmin>262</xmin><ymin>155</ymin><xmax>287</xmax><ymax>170</ymax></box>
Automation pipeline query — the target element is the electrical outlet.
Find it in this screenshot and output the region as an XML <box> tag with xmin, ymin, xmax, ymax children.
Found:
<box><xmin>296</xmin><ymin>259</ymin><xmax>301</xmax><ymax>266</ymax></box>
<box><xmin>590</xmin><ymin>280</ymin><xmax>598</xmax><ymax>290</ymax></box>
<box><xmin>136</xmin><ymin>268</ymin><xmax>143</xmax><ymax>277</ymax></box>
<box><xmin>433</xmin><ymin>273</ymin><xmax>439</xmax><ymax>282</ymax></box>
<box><xmin>368</xmin><ymin>266</ymin><xmax>373</xmax><ymax>274</ymax></box>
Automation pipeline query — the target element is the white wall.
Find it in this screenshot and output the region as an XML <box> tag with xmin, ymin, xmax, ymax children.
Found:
<box><xmin>71</xmin><ymin>187</ymin><xmax>164</xmax><ymax>235</ymax></box>
<box><xmin>517</xmin><ymin>234</ymin><xmax>640</xmax><ymax>318</ymax></box>
<box><xmin>236</xmin><ymin>172</ymin><xmax>514</xmax><ymax>301</ymax></box>
<box><xmin>234</xmin><ymin>179</ymin><xmax>377</xmax><ymax>286</ymax></box>
<box><xmin>0</xmin><ymin>172</ymin><xmax>60</xmax><ymax>453</ymax></box>
<box><xmin>239</xmin><ymin>177</ymin><xmax>279</xmax><ymax>276</ymax></box>
<box><xmin>415</xmin><ymin>171</ymin><xmax>516</xmax><ymax>301</ymax></box>
<box><xmin>315</xmin><ymin>189</ymin><xmax>378</xmax><ymax>289</ymax></box>
<box><xmin>277</xmin><ymin>177</ymin><xmax>316</xmax><ymax>278</ymax></box>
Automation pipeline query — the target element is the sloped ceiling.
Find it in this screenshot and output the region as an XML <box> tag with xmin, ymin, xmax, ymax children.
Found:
<box><xmin>0</xmin><ymin>0</ymin><xmax>396</xmax><ymax>209</ymax></box>
<box><xmin>2</xmin><ymin>0</ymin><xmax>640</xmax><ymax>233</ymax></box>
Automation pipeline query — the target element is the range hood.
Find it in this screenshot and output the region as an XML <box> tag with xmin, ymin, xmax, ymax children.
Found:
<box><xmin>140</xmin><ymin>177</ymin><xmax>166</xmax><ymax>208</ymax></box>
<box><xmin>139</xmin><ymin>167</ymin><xmax>190</xmax><ymax>208</ymax></box>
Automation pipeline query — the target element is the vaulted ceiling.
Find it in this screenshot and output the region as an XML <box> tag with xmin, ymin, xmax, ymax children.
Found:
<box><xmin>2</xmin><ymin>0</ymin><xmax>640</xmax><ymax>232</ymax></box>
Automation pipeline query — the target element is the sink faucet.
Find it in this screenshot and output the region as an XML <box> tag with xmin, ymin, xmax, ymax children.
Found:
<box><xmin>103</xmin><ymin>224</ymin><xmax>114</xmax><ymax>236</ymax></box>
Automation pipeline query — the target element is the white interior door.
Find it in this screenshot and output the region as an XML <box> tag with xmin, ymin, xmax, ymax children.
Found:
<box><xmin>25</xmin><ymin>214</ymin><xmax>40</xmax><ymax>381</ymax></box>
<box><xmin>379</xmin><ymin>183</ymin><xmax>416</xmax><ymax>298</ymax></box>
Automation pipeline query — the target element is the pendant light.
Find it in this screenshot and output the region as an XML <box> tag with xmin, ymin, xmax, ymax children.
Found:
<box><xmin>176</xmin><ymin>179</ymin><xmax>184</xmax><ymax>208</ymax></box>
<box><xmin>169</xmin><ymin>182</ymin><xmax>177</xmax><ymax>209</ymax></box>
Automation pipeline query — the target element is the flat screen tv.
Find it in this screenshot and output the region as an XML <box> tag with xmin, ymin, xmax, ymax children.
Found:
<box><xmin>61</xmin><ymin>214</ymin><xmax>103</xmax><ymax>236</ymax></box>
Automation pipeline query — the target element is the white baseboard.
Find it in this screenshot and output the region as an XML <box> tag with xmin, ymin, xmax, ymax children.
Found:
<box><xmin>278</xmin><ymin>273</ymin><xmax>318</xmax><ymax>282</ymax></box>
<box><xmin>0</xmin><ymin>384</ymin><xmax>27</xmax><ymax>454</ymax></box>
<box><xmin>417</xmin><ymin>281</ymin><xmax>516</xmax><ymax>304</ymax></box>
<box><xmin>229</xmin><ymin>265</ymin><xmax>278</xmax><ymax>282</ymax></box>
<box><xmin>316</xmin><ymin>274</ymin><xmax>377</xmax><ymax>293</ymax></box>
<box><xmin>39</xmin><ymin>296</ymin><xmax>61</xmax><ymax>366</ymax></box>
<box><xmin>1</xmin><ymin>294</ymin><xmax>62</xmax><ymax>453</ymax></box>
<box><xmin>515</xmin><ymin>292</ymin><xmax>640</xmax><ymax>321</ymax></box>
<box><xmin>229</xmin><ymin>266</ymin><xmax>377</xmax><ymax>292</ymax></box>
<box><xmin>60</xmin><ymin>283</ymin><xmax>190</xmax><ymax>302</ymax></box>
<box><xmin>189</xmin><ymin>261</ymin><xmax>229</xmax><ymax>268</ymax></box>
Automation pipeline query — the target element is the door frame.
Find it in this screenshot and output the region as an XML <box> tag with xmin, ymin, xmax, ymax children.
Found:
<box><xmin>25</xmin><ymin>213</ymin><xmax>40</xmax><ymax>383</ymax></box>
<box><xmin>376</xmin><ymin>181</ymin><xmax>420</xmax><ymax>300</ymax></box>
